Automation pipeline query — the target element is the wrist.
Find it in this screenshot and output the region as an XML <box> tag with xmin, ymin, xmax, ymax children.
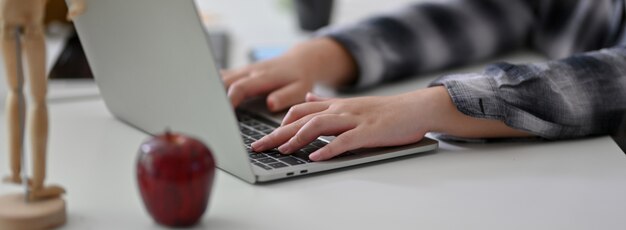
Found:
<box><xmin>282</xmin><ymin>38</ymin><xmax>357</xmax><ymax>87</ymax></box>
<box><xmin>424</xmin><ymin>86</ymin><xmax>459</xmax><ymax>134</ymax></box>
<box><xmin>403</xmin><ymin>86</ymin><xmax>453</xmax><ymax>134</ymax></box>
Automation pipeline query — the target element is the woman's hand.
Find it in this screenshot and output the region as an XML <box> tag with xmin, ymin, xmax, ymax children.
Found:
<box><xmin>222</xmin><ymin>38</ymin><xmax>357</xmax><ymax>112</ymax></box>
<box><xmin>251</xmin><ymin>89</ymin><xmax>440</xmax><ymax>161</ymax></box>
<box><xmin>222</xmin><ymin>56</ymin><xmax>315</xmax><ymax>112</ymax></box>
<box><xmin>252</xmin><ymin>86</ymin><xmax>531</xmax><ymax>161</ymax></box>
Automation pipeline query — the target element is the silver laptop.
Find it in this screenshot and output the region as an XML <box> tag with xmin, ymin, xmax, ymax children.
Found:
<box><xmin>71</xmin><ymin>0</ymin><xmax>438</xmax><ymax>183</ymax></box>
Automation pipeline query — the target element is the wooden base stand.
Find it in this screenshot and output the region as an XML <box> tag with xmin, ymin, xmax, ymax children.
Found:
<box><xmin>0</xmin><ymin>193</ymin><xmax>66</xmax><ymax>230</ymax></box>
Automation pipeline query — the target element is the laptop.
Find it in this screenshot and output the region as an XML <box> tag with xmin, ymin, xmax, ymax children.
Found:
<box><xmin>71</xmin><ymin>0</ymin><xmax>438</xmax><ymax>183</ymax></box>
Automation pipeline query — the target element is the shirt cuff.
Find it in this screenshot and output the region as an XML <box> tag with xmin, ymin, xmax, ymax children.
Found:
<box><xmin>429</xmin><ymin>71</ymin><xmax>566</xmax><ymax>139</ymax></box>
<box><xmin>429</xmin><ymin>73</ymin><xmax>505</xmax><ymax>120</ymax></box>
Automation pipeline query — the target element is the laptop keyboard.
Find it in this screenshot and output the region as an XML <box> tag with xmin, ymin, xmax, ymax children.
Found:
<box><xmin>237</xmin><ymin>110</ymin><xmax>328</xmax><ymax>170</ymax></box>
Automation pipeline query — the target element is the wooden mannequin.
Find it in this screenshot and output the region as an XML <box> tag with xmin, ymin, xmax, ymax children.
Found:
<box><xmin>1</xmin><ymin>0</ymin><xmax>85</xmax><ymax>229</ymax></box>
<box><xmin>1</xmin><ymin>0</ymin><xmax>85</xmax><ymax>200</ymax></box>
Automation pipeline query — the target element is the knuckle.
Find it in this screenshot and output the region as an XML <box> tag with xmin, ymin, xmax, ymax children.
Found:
<box><xmin>268</xmin><ymin>126</ymin><xmax>287</xmax><ymax>139</ymax></box>
<box><xmin>329</xmin><ymin>102</ymin><xmax>349</xmax><ymax>112</ymax></box>
<box><xmin>229</xmin><ymin>82</ymin><xmax>243</xmax><ymax>92</ymax></box>
<box><xmin>230</xmin><ymin>82</ymin><xmax>248</xmax><ymax>96</ymax></box>
<box><xmin>287</xmin><ymin>104</ymin><xmax>303</xmax><ymax>117</ymax></box>
<box><xmin>249</xmin><ymin>70</ymin><xmax>266</xmax><ymax>78</ymax></box>
<box><xmin>295</xmin><ymin>104</ymin><xmax>307</xmax><ymax>112</ymax></box>
<box><xmin>308</xmin><ymin>116</ymin><xmax>324</xmax><ymax>127</ymax></box>
<box><xmin>292</xmin><ymin>132</ymin><xmax>307</xmax><ymax>145</ymax></box>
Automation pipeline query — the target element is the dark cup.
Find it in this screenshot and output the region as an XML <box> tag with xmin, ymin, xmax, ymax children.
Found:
<box><xmin>294</xmin><ymin>0</ymin><xmax>334</xmax><ymax>31</ymax></box>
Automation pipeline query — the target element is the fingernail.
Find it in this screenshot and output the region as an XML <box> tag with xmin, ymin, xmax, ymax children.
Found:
<box><xmin>278</xmin><ymin>144</ymin><xmax>291</xmax><ymax>154</ymax></box>
<box><xmin>268</xmin><ymin>98</ymin><xmax>279</xmax><ymax>112</ymax></box>
<box><xmin>251</xmin><ymin>141</ymin><xmax>263</xmax><ymax>151</ymax></box>
<box><xmin>309</xmin><ymin>151</ymin><xmax>320</xmax><ymax>161</ymax></box>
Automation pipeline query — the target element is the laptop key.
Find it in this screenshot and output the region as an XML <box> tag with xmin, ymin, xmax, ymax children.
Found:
<box><xmin>258</xmin><ymin>158</ymin><xmax>278</xmax><ymax>164</ymax></box>
<box><xmin>311</xmin><ymin>140</ymin><xmax>327</xmax><ymax>148</ymax></box>
<box><xmin>242</xmin><ymin>128</ymin><xmax>258</xmax><ymax>137</ymax></box>
<box><xmin>243</xmin><ymin>120</ymin><xmax>261</xmax><ymax>126</ymax></box>
<box><xmin>268</xmin><ymin>162</ymin><xmax>288</xmax><ymax>168</ymax></box>
<box><xmin>254</xmin><ymin>162</ymin><xmax>272</xmax><ymax>170</ymax></box>
<box><xmin>255</xmin><ymin>125</ymin><xmax>273</xmax><ymax>133</ymax></box>
<box><xmin>249</xmin><ymin>154</ymin><xmax>266</xmax><ymax>159</ymax></box>
<box><xmin>250</xmin><ymin>133</ymin><xmax>264</xmax><ymax>140</ymax></box>
<box><xmin>263</xmin><ymin>150</ymin><xmax>286</xmax><ymax>158</ymax></box>
<box><xmin>293</xmin><ymin>150</ymin><xmax>312</xmax><ymax>162</ymax></box>
<box><xmin>280</xmin><ymin>157</ymin><xmax>306</xmax><ymax>165</ymax></box>
<box><xmin>302</xmin><ymin>146</ymin><xmax>319</xmax><ymax>153</ymax></box>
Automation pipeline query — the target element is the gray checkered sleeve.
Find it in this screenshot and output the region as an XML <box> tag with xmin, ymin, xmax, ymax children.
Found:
<box><xmin>430</xmin><ymin>47</ymin><xmax>626</xmax><ymax>138</ymax></box>
<box><xmin>318</xmin><ymin>0</ymin><xmax>626</xmax><ymax>138</ymax></box>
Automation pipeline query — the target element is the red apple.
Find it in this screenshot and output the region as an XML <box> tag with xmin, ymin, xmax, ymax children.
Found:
<box><xmin>136</xmin><ymin>131</ymin><xmax>216</xmax><ymax>227</ymax></box>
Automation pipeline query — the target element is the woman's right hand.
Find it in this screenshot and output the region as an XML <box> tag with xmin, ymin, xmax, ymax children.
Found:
<box><xmin>222</xmin><ymin>55</ymin><xmax>315</xmax><ymax>112</ymax></box>
<box><xmin>222</xmin><ymin>38</ymin><xmax>357</xmax><ymax>112</ymax></box>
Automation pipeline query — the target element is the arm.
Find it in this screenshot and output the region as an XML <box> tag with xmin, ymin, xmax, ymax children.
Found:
<box><xmin>224</xmin><ymin>0</ymin><xmax>537</xmax><ymax>111</ymax></box>
<box><xmin>319</xmin><ymin>0</ymin><xmax>536</xmax><ymax>89</ymax></box>
<box><xmin>431</xmin><ymin>46</ymin><xmax>626</xmax><ymax>139</ymax></box>
<box><xmin>253</xmin><ymin>46</ymin><xmax>626</xmax><ymax>160</ymax></box>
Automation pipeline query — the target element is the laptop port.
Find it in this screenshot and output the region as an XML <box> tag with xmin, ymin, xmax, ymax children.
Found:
<box><xmin>300</xmin><ymin>170</ymin><xmax>308</xmax><ymax>174</ymax></box>
<box><xmin>286</xmin><ymin>172</ymin><xmax>294</xmax><ymax>176</ymax></box>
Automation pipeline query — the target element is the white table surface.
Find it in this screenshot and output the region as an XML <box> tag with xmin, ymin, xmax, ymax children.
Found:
<box><xmin>2</xmin><ymin>0</ymin><xmax>626</xmax><ymax>229</ymax></box>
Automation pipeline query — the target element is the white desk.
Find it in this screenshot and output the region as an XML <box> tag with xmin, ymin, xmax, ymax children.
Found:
<box><xmin>2</xmin><ymin>0</ymin><xmax>626</xmax><ymax>229</ymax></box>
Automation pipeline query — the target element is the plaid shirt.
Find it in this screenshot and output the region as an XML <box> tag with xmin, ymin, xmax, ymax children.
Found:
<box><xmin>320</xmin><ymin>0</ymin><xmax>626</xmax><ymax>139</ymax></box>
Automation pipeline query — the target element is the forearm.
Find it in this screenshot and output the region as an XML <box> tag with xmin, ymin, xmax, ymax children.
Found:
<box><xmin>318</xmin><ymin>0</ymin><xmax>535</xmax><ymax>89</ymax></box>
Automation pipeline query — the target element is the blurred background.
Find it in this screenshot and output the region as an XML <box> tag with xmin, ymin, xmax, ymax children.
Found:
<box><xmin>0</xmin><ymin>0</ymin><xmax>415</xmax><ymax>107</ymax></box>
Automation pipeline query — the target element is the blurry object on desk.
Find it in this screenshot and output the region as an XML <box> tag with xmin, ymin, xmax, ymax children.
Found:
<box><xmin>45</xmin><ymin>0</ymin><xmax>74</xmax><ymax>25</ymax></box>
<box><xmin>294</xmin><ymin>0</ymin><xmax>334</xmax><ymax>31</ymax></box>
<box><xmin>49</xmin><ymin>29</ymin><xmax>231</xmax><ymax>79</ymax></box>
<box><xmin>46</xmin><ymin>0</ymin><xmax>92</xmax><ymax>79</ymax></box>
<box><xmin>45</xmin><ymin>0</ymin><xmax>69</xmax><ymax>24</ymax></box>
<box><xmin>0</xmin><ymin>0</ymin><xmax>84</xmax><ymax>228</ymax></box>
<box><xmin>207</xmin><ymin>29</ymin><xmax>230</xmax><ymax>69</ymax></box>
<box><xmin>198</xmin><ymin>9</ymin><xmax>230</xmax><ymax>69</ymax></box>
<box><xmin>249</xmin><ymin>45</ymin><xmax>289</xmax><ymax>63</ymax></box>
<box><xmin>49</xmin><ymin>32</ymin><xmax>93</xmax><ymax>79</ymax></box>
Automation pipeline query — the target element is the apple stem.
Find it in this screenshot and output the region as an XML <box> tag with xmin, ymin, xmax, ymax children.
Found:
<box><xmin>165</xmin><ymin>127</ymin><xmax>173</xmax><ymax>141</ymax></box>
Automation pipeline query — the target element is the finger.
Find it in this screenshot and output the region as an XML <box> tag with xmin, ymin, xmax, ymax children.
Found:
<box><xmin>277</xmin><ymin>114</ymin><xmax>357</xmax><ymax>154</ymax></box>
<box><xmin>281</xmin><ymin>101</ymin><xmax>330</xmax><ymax>126</ymax></box>
<box><xmin>221</xmin><ymin>68</ymin><xmax>249</xmax><ymax>88</ymax></box>
<box><xmin>309</xmin><ymin>129</ymin><xmax>363</xmax><ymax>161</ymax></box>
<box><xmin>251</xmin><ymin>112</ymin><xmax>320</xmax><ymax>152</ymax></box>
<box><xmin>305</xmin><ymin>92</ymin><xmax>333</xmax><ymax>102</ymax></box>
<box><xmin>266</xmin><ymin>82</ymin><xmax>308</xmax><ymax>112</ymax></box>
<box><xmin>228</xmin><ymin>73</ymin><xmax>290</xmax><ymax>107</ymax></box>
